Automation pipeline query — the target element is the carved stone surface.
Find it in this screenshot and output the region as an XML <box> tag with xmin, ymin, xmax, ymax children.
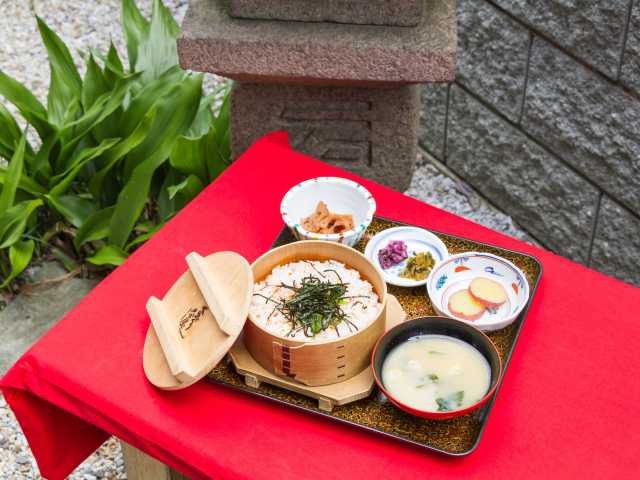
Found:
<box><xmin>228</xmin><ymin>0</ymin><xmax>424</xmax><ymax>27</ymax></box>
<box><xmin>178</xmin><ymin>0</ymin><xmax>456</xmax><ymax>85</ymax></box>
<box><xmin>231</xmin><ymin>83</ymin><xmax>420</xmax><ymax>191</ymax></box>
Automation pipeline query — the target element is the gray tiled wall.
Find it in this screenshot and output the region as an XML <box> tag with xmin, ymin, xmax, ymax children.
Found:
<box><xmin>420</xmin><ymin>0</ymin><xmax>640</xmax><ymax>286</ymax></box>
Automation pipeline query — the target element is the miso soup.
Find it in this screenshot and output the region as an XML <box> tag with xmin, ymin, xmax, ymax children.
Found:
<box><xmin>381</xmin><ymin>334</ymin><xmax>491</xmax><ymax>412</ymax></box>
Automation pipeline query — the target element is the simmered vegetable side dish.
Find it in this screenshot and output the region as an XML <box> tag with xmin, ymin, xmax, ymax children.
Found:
<box><xmin>301</xmin><ymin>201</ymin><xmax>354</xmax><ymax>234</ymax></box>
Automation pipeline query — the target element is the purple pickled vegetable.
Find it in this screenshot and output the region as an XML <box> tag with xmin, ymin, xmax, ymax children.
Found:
<box><xmin>378</xmin><ymin>240</ymin><xmax>408</xmax><ymax>269</ymax></box>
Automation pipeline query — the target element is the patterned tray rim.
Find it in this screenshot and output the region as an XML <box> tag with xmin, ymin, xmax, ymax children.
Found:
<box><xmin>210</xmin><ymin>215</ymin><xmax>543</xmax><ymax>456</ymax></box>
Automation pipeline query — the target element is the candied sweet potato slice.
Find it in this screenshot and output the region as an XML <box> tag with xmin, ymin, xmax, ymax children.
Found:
<box><xmin>448</xmin><ymin>289</ymin><xmax>486</xmax><ymax>321</ymax></box>
<box><xmin>469</xmin><ymin>277</ymin><xmax>508</xmax><ymax>308</ymax></box>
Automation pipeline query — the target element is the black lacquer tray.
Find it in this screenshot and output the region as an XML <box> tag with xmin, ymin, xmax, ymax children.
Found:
<box><xmin>209</xmin><ymin>217</ymin><xmax>542</xmax><ymax>455</ymax></box>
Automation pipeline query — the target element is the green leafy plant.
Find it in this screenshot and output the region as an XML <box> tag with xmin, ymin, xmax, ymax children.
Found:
<box><xmin>0</xmin><ymin>0</ymin><xmax>231</xmax><ymax>291</ymax></box>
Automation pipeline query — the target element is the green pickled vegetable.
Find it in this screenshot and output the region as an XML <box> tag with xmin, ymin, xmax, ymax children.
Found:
<box><xmin>399</xmin><ymin>252</ymin><xmax>435</xmax><ymax>281</ymax></box>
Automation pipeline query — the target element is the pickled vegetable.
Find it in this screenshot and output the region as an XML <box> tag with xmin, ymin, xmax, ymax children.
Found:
<box><xmin>399</xmin><ymin>252</ymin><xmax>435</xmax><ymax>280</ymax></box>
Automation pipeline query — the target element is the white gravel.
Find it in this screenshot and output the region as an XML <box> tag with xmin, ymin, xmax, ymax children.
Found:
<box><xmin>0</xmin><ymin>1</ymin><xmax>532</xmax><ymax>478</ymax></box>
<box><xmin>0</xmin><ymin>0</ymin><xmax>190</xmax><ymax>104</ymax></box>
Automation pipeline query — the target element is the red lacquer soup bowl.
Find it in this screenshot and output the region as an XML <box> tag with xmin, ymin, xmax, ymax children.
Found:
<box><xmin>371</xmin><ymin>316</ymin><xmax>502</xmax><ymax>420</ymax></box>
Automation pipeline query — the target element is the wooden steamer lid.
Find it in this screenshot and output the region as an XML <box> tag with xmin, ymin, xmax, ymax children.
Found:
<box><xmin>143</xmin><ymin>251</ymin><xmax>253</xmax><ymax>390</ymax></box>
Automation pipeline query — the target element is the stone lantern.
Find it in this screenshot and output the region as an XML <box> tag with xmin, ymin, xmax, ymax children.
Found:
<box><xmin>178</xmin><ymin>0</ymin><xmax>456</xmax><ymax>190</ymax></box>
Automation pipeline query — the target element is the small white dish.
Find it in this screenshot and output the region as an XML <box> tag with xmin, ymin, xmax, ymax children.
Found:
<box><xmin>364</xmin><ymin>226</ymin><xmax>449</xmax><ymax>287</ymax></box>
<box><xmin>426</xmin><ymin>252</ymin><xmax>530</xmax><ymax>331</ymax></box>
<box><xmin>280</xmin><ymin>177</ymin><xmax>376</xmax><ymax>247</ymax></box>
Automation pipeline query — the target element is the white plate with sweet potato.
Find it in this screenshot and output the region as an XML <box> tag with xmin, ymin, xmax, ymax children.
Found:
<box><xmin>426</xmin><ymin>252</ymin><xmax>530</xmax><ymax>331</ymax></box>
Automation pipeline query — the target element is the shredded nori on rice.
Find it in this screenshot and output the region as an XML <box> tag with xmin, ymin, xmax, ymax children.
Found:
<box><xmin>254</xmin><ymin>271</ymin><xmax>366</xmax><ymax>338</ymax></box>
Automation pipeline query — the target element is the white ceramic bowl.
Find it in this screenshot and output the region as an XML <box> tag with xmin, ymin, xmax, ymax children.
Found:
<box><xmin>426</xmin><ymin>252</ymin><xmax>530</xmax><ymax>331</ymax></box>
<box><xmin>280</xmin><ymin>177</ymin><xmax>376</xmax><ymax>247</ymax></box>
<box><xmin>364</xmin><ymin>226</ymin><xmax>449</xmax><ymax>288</ymax></box>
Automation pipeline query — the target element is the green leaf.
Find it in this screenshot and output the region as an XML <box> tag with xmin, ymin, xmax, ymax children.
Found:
<box><xmin>60</xmin><ymin>97</ymin><xmax>82</xmax><ymax>129</ymax></box>
<box><xmin>86</xmin><ymin>244</ymin><xmax>128</xmax><ymax>266</ymax></box>
<box><xmin>0</xmin><ymin>70</ymin><xmax>52</xmax><ymax>139</ymax></box>
<box><xmin>0</xmin><ymin>103</ymin><xmax>23</xmax><ymax>160</ymax></box>
<box><xmin>37</xmin><ymin>17</ymin><xmax>82</xmax><ymax>126</ymax></box>
<box><xmin>48</xmin><ymin>63</ymin><xmax>80</xmax><ymax>127</ymax></box>
<box><xmin>167</xmin><ymin>176</ymin><xmax>190</xmax><ymax>200</ymax></box>
<box><xmin>109</xmin><ymin>74</ymin><xmax>203</xmax><ymax>248</ymax></box>
<box><xmin>207</xmin><ymin>89</ymin><xmax>231</xmax><ymax>181</ymax></box>
<box><xmin>89</xmin><ymin>109</ymin><xmax>156</xmax><ymax>199</ymax></box>
<box><xmin>187</xmin><ymin>93</ymin><xmax>216</xmax><ymax>137</ymax></box>
<box><xmin>51</xmin><ymin>246</ymin><xmax>78</xmax><ymax>272</ymax></box>
<box><xmin>120</xmin><ymin>66</ymin><xmax>183</xmax><ymax>137</ymax></box>
<box><xmin>106</xmin><ymin>41</ymin><xmax>125</xmax><ymax>76</ymax></box>
<box><xmin>157</xmin><ymin>167</ymin><xmax>180</xmax><ymax>220</ymax></box>
<box><xmin>125</xmin><ymin>221</ymin><xmax>164</xmax><ymax>251</ymax></box>
<box><xmin>83</xmin><ymin>53</ymin><xmax>120</xmax><ymax>141</ymax></box>
<box><xmin>0</xmin><ymin>239</ymin><xmax>35</xmax><ymax>288</ymax></box>
<box><xmin>36</xmin><ymin>17</ymin><xmax>82</xmax><ymax>92</ymax></box>
<box><xmin>0</xmin><ymin>130</ymin><xmax>26</xmax><ymax>212</ymax></box>
<box><xmin>82</xmin><ymin>54</ymin><xmax>109</xmax><ymax>109</ymax></box>
<box><xmin>168</xmin><ymin>86</ymin><xmax>231</xmax><ymax>186</ymax></box>
<box><xmin>135</xmin><ymin>0</ymin><xmax>180</xmax><ymax>82</ymax></box>
<box><xmin>91</xmin><ymin>44</ymin><xmax>127</xmax><ymax>141</ymax></box>
<box><xmin>0</xmin><ymin>167</ymin><xmax>46</xmax><ymax>196</ymax></box>
<box><xmin>122</xmin><ymin>0</ymin><xmax>150</xmax><ymax>72</ymax></box>
<box><xmin>0</xmin><ymin>199</ymin><xmax>43</xmax><ymax>249</ymax></box>
<box><xmin>50</xmin><ymin>138</ymin><xmax>120</xmax><ymax>195</ymax></box>
<box><xmin>56</xmin><ymin>74</ymin><xmax>139</xmax><ymax>167</ymax></box>
<box><xmin>167</xmin><ymin>174</ymin><xmax>204</xmax><ymax>203</ymax></box>
<box><xmin>60</xmin><ymin>73</ymin><xmax>139</xmax><ymax>140</ymax></box>
<box><xmin>45</xmin><ymin>195</ymin><xmax>97</xmax><ymax>228</ymax></box>
<box><xmin>170</xmin><ymin>87</ymin><xmax>231</xmax><ymax>187</ymax></box>
<box><xmin>156</xmin><ymin>0</ymin><xmax>180</xmax><ymax>36</ymax></box>
<box><xmin>159</xmin><ymin>172</ymin><xmax>203</xmax><ymax>219</ymax></box>
<box><xmin>74</xmin><ymin>206</ymin><xmax>115</xmax><ymax>249</ymax></box>
<box><xmin>170</xmin><ymin>132</ymin><xmax>209</xmax><ymax>183</ymax></box>
<box><xmin>31</xmin><ymin>133</ymin><xmax>57</xmax><ymax>181</ymax></box>
<box><xmin>188</xmin><ymin>81</ymin><xmax>230</xmax><ymax>136</ymax></box>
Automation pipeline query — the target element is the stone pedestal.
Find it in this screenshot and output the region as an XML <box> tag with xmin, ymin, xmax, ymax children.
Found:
<box><xmin>231</xmin><ymin>83</ymin><xmax>420</xmax><ymax>190</ymax></box>
<box><xmin>229</xmin><ymin>0</ymin><xmax>424</xmax><ymax>27</ymax></box>
<box><xmin>178</xmin><ymin>0</ymin><xmax>456</xmax><ymax>189</ymax></box>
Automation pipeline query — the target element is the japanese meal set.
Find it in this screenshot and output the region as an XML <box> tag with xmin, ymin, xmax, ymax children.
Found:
<box><xmin>143</xmin><ymin>177</ymin><xmax>541</xmax><ymax>455</ymax></box>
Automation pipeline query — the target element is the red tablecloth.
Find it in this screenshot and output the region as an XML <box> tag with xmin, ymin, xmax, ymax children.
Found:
<box><xmin>2</xmin><ymin>132</ymin><xmax>639</xmax><ymax>479</ymax></box>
